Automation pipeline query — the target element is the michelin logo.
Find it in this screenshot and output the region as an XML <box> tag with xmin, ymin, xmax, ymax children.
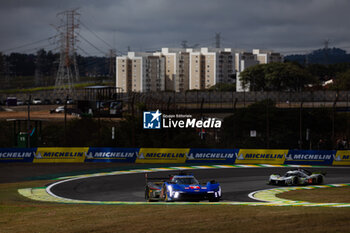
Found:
<box><xmin>143</xmin><ymin>110</ymin><xmax>162</xmax><ymax>129</ymax></box>
<box><xmin>138</xmin><ymin>152</ymin><xmax>186</xmax><ymax>159</ymax></box>
<box><xmin>334</xmin><ymin>154</ymin><xmax>350</xmax><ymax>161</ymax></box>
<box><xmin>236</xmin><ymin>153</ymin><xmax>244</xmax><ymax>160</ymax></box>
<box><xmin>286</xmin><ymin>153</ymin><xmax>333</xmax><ymax>161</ymax></box>
<box><xmin>0</xmin><ymin>152</ymin><xmax>33</xmax><ymax>158</ymax></box>
<box><xmin>235</xmin><ymin>153</ymin><xmax>284</xmax><ymax>160</ymax></box>
<box><xmin>34</xmin><ymin>152</ymin><xmax>83</xmax><ymax>159</ymax></box>
<box><xmin>187</xmin><ymin>153</ymin><xmax>234</xmax><ymax>160</ymax></box>
<box><xmin>85</xmin><ymin>152</ymin><xmax>135</xmax><ymax>159</ymax></box>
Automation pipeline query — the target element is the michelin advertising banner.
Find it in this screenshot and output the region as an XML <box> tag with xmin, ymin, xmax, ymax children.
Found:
<box><xmin>136</xmin><ymin>148</ymin><xmax>189</xmax><ymax>164</ymax></box>
<box><xmin>85</xmin><ymin>147</ymin><xmax>138</xmax><ymax>162</ymax></box>
<box><xmin>1</xmin><ymin>147</ymin><xmax>350</xmax><ymax>165</ymax></box>
<box><xmin>235</xmin><ymin>149</ymin><xmax>287</xmax><ymax>164</ymax></box>
<box><xmin>284</xmin><ymin>150</ymin><xmax>335</xmax><ymax>165</ymax></box>
<box><xmin>0</xmin><ymin>148</ymin><xmax>36</xmax><ymax>163</ymax></box>
<box><xmin>187</xmin><ymin>148</ymin><xmax>237</xmax><ymax>163</ymax></box>
<box><xmin>333</xmin><ymin>150</ymin><xmax>350</xmax><ymax>166</ymax></box>
<box><xmin>33</xmin><ymin>147</ymin><xmax>89</xmax><ymax>163</ymax></box>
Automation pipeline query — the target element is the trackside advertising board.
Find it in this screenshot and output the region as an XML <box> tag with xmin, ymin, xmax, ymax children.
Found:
<box><xmin>187</xmin><ymin>148</ymin><xmax>237</xmax><ymax>163</ymax></box>
<box><xmin>85</xmin><ymin>147</ymin><xmax>138</xmax><ymax>162</ymax></box>
<box><xmin>235</xmin><ymin>149</ymin><xmax>287</xmax><ymax>164</ymax></box>
<box><xmin>0</xmin><ymin>148</ymin><xmax>36</xmax><ymax>163</ymax></box>
<box><xmin>1</xmin><ymin>148</ymin><xmax>350</xmax><ymax>165</ymax></box>
<box><xmin>33</xmin><ymin>147</ymin><xmax>88</xmax><ymax>163</ymax></box>
<box><xmin>135</xmin><ymin>148</ymin><xmax>189</xmax><ymax>163</ymax></box>
<box><xmin>333</xmin><ymin>150</ymin><xmax>350</xmax><ymax>165</ymax></box>
<box><xmin>284</xmin><ymin>150</ymin><xmax>335</xmax><ymax>165</ymax></box>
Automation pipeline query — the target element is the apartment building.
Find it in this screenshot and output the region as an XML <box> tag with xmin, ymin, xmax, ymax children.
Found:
<box><xmin>176</xmin><ymin>51</ymin><xmax>190</xmax><ymax>92</ymax></box>
<box><xmin>154</xmin><ymin>48</ymin><xmax>188</xmax><ymax>92</ymax></box>
<box><xmin>116</xmin><ymin>52</ymin><xmax>165</xmax><ymax>92</ymax></box>
<box><xmin>253</xmin><ymin>49</ymin><xmax>283</xmax><ymax>64</ymax></box>
<box><xmin>145</xmin><ymin>56</ymin><xmax>165</xmax><ymax>92</ymax></box>
<box><xmin>235</xmin><ymin>52</ymin><xmax>259</xmax><ymax>92</ymax></box>
<box><xmin>116</xmin><ymin>47</ymin><xmax>281</xmax><ymax>93</ymax></box>
<box><xmin>188</xmin><ymin>48</ymin><xmax>235</xmax><ymax>90</ymax></box>
<box><xmin>234</xmin><ymin>49</ymin><xmax>283</xmax><ymax>92</ymax></box>
<box><xmin>217</xmin><ymin>49</ymin><xmax>235</xmax><ymax>84</ymax></box>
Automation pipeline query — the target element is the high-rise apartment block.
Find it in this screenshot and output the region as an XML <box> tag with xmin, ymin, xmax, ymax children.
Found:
<box><xmin>116</xmin><ymin>48</ymin><xmax>282</xmax><ymax>92</ymax></box>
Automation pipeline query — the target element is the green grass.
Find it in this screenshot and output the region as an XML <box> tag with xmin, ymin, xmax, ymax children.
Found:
<box><xmin>1</xmin><ymin>180</ymin><xmax>350</xmax><ymax>233</ymax></box>
<box><xmin>0</xmin><ymin>83</ymin><xmax>101</xmax><ymax>94</ymax></box>
<box><xmin>278</xmin><ymin>186</ymin><xmax>350</xmax><ymax>203</ymax></box>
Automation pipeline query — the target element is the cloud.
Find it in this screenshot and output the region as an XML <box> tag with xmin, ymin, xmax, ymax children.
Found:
<box><xmin>0</xmin><ymin>0</ymin><xmax>349</xmax><ymax>55</ymax></box>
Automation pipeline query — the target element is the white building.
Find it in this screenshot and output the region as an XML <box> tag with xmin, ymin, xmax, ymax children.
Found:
<box><xmin>116</xmin><ymin>48</ymin><xmax>282</xmax><ymax>93</ymax></box>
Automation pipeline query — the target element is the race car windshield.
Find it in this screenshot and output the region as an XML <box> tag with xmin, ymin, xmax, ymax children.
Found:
<box><xmin>174</xmin><ymin>177</ymin><xmax>199</xmax><ymax>185</ymax></box>
<box><xmin>285</xmin><ymin>172</ymin><xmax>295</xmax><ymax>177</ymax></box>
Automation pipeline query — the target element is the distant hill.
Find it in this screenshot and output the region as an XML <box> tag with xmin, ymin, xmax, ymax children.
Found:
<box><xmin>285</xmin><ymin>48</ymin><xmax>350</xmax><ymax>65</ymax></box>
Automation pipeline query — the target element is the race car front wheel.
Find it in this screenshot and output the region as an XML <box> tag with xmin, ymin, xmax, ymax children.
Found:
<box><xmin>164</xmin><ymin>191</ymin><xmax>171</xmax><ymax>202</ymax></box>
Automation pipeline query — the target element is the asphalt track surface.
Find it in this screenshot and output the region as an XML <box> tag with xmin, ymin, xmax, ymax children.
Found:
<box><xmin>50</xmin><ymin>167</ymin><xmax>350</xmax><ymax>202</ymax></box>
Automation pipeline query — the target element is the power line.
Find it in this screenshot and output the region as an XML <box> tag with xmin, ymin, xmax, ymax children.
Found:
<box><xmin>16</xmin><ymin>42</ymin><xmax>59</xmax><ymax>54</ymax></box>
<box><xmin>80</xmin><ymin>21</ymin><xmax>114</xmax><ymax>49</ymax></box>
<box><xmin>2</xmin><ymin>35</ymin><xmax>57</xmax><ymax>53</ymax></box>
<box><xmin>77</xmin><ymin>46</ymin><xmax>92</xmax><ymax>57</ymax></box>
<box><xmin>78</xmin><ymin>33</ymin><xmax>107</xmax><ymax>56</ymax></box>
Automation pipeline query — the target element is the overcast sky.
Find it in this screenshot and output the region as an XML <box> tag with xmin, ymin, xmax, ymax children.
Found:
<box><xmin>0</xmin><ymin>0</ymin><xmax>349</xmax><ymax>56</ymax></box>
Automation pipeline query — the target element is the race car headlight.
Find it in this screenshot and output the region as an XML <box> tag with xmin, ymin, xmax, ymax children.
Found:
<box><xmin>167</xmin><ymin>185</ymin><xmax>173</xmax><ymax>197</ymax></box>
<box><xmin>174</xmin><ymin>192</ymin><xmax>180</xmax><ymax>199</ymax></box>
<box><xmin>218</xmin><ymin>187</ymin><xmax>221</xmax><ymax>197</ymax></box>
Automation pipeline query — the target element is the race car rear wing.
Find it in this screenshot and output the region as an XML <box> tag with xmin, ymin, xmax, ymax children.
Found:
<box><xmin>145</xmin><ymin>171</ymin><xmax>194</xmax><ymax>182</ymax></box>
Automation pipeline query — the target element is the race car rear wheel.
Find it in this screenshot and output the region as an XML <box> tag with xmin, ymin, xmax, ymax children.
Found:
<box><xmin>317</xmin><ymin>176</ymin><xmax>323</xmax><ymax>184</ymax></box>
<box><xmin>145</xmin><ymin>186</ymin><xmax>150</xmax><ymax>201</ymax></box>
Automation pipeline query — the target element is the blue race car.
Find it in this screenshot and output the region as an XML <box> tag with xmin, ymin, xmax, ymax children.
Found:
<box><xmin>145</xmin><ymin>173</ymin><xmax>222</xmax><ymax>202</ymax></box>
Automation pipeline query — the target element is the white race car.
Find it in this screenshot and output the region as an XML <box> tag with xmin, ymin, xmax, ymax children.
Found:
<box><xmin>268</xmin><ymin>168</ymin><xmax>325</xmax><ymax>186</ymax></box>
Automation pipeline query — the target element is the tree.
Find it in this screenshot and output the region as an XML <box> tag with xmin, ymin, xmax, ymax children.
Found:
<box><xmin>0</xmin><ymin>52</ymin><xmax>3</xmax><ymax>77</ymax></box>
<box><xmin>209</xmin><ymin>83</ymin><xmax>236</xmax><ymax>91</ymax></box>
<box><xmin>239</xmin><ymin>64</ymin><xmax>265</xmax><ymax>91</ymax></box>
<box><xmin>239</xmin><ymin>62</ymin><xmax>316</xmax><ymax>91</ymax></box>
<box><xmin>333</xmin><ymin>69</ymin><xmax>350</xmax><ymax>90</ymax></box>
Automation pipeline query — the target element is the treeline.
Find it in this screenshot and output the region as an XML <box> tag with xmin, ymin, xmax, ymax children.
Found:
<box><xmin>0</xmin><ymin>49</ymin><xmax>110</xmax><ymax>78</ymax></box>
<box><xmin>285</xmin><ymin>48</ymin><xmax>350</xmax><ymax>65</ymax></box>
<box><xmin>239</xmin><ymin>61</ymin><xmax>350</xmax><ymax>91</ymax></box>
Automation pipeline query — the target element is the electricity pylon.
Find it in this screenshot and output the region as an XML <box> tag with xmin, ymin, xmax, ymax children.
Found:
<box><xmin>54</xmin><ymin>8</ymin><xmax>80</xmax><ymax>95</ymax></box>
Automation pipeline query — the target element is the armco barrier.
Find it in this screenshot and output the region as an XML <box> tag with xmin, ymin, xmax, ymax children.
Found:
<box><xmin>0</xmin><ymin>147</ymin><xmax>350</xmax><ymax>165</ymax></box>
